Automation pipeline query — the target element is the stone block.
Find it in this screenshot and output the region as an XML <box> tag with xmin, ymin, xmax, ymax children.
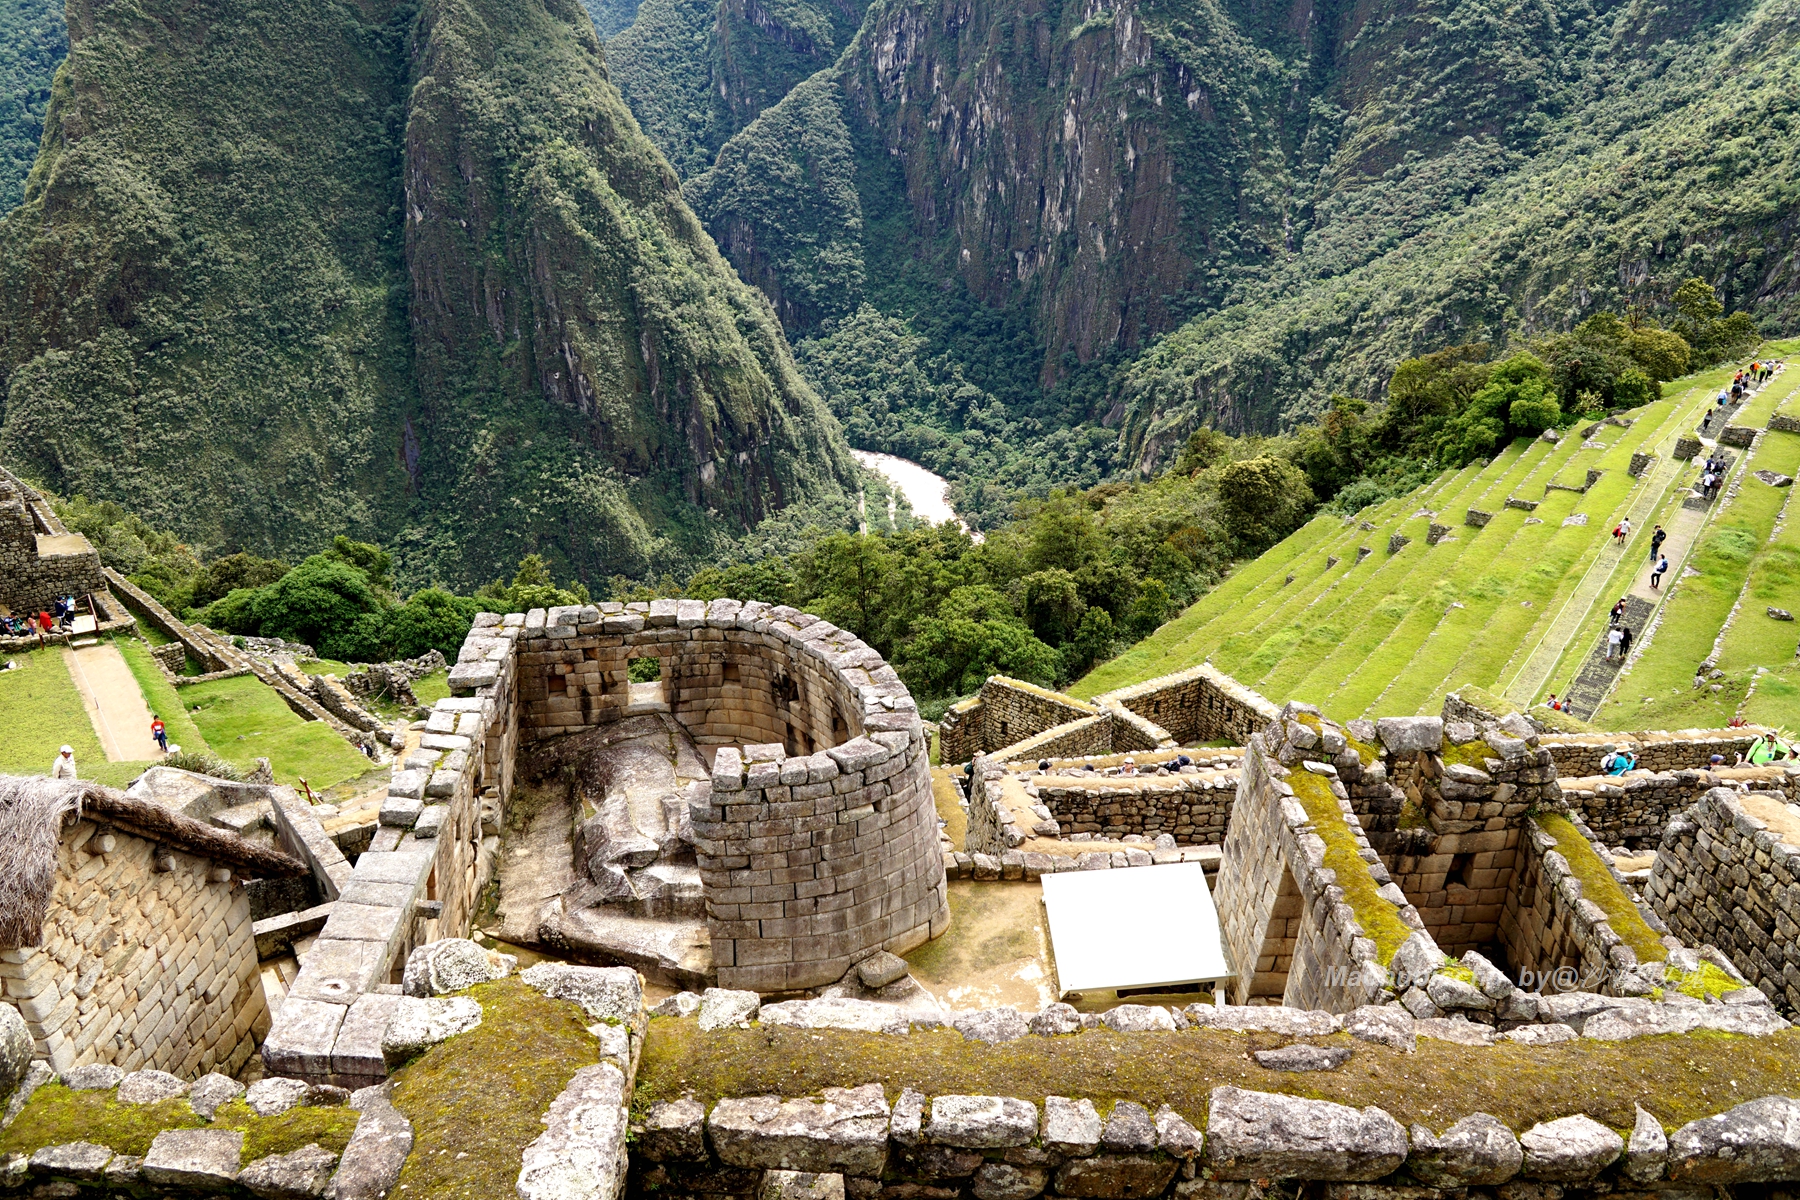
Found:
<box><xmin>708</xmin><ymin>1086</ymin><xmax>891</xmax><ymax>1176</ymax></box>
<box><xmin>142</xmin><ymin>1129</ymin><xmax>243</xmax><ymax>1191</ymax></box>
<box><xmin>925</xmin><ymin>1096</ymin><xmax>1038</xmax><ymax>1148</ymax></box>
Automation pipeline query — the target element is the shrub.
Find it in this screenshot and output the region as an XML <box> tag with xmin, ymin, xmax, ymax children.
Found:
<box><xmin>163</xmin><ymin>750</ymin><xmax>243</xmax><ymax>780</ymax></box>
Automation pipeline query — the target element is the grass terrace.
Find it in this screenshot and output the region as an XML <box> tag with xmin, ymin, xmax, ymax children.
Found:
<box><xmin>1076</xmin><ymin>348</ymin><xmax>1794</xmax><ymax>730</ymax></box>
<box><xmin>181</xmin><ymin>673</ymin><xmax>374</xmax><ymax>789</ymax></box>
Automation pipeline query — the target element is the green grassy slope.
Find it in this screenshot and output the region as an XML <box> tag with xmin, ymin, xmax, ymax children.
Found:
<box><xmin>181</xmin><ymin>674</ymin><xmax>372</xmax><ymax>789</ymax></box>
<box><xmin>1075</xmin><ymin>350</ymin><xmax>1800</xmax><ymax>730</ymax></box>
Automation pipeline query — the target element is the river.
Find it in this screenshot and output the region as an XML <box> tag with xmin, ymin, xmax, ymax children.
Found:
<box><xmin>851</xmin><ymin>449</ymin><xmax>982</xmax><ymax>541</ymax></box>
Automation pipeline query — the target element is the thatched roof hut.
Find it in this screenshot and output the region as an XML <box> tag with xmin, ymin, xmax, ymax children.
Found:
<box><xmin>0</xmin><ymin>774</ymin><xmax>306</xmax><ymax>951</ymax></box>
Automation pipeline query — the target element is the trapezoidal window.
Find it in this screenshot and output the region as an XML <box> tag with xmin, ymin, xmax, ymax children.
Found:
<box><xmin>627</xmin><ymin>653</ymin><xmax>668</xmax><ymax>710</ymax></box>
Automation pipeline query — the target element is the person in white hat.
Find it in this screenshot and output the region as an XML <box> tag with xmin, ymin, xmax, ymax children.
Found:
<box><xmin>51</xmin><ymin>745</ymin><xmax>77</xmax><ymax>779</ymax></box>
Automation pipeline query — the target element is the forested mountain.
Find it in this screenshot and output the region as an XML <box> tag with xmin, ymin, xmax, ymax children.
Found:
<box><xmin>0</xmin><ymin>0</ymin><xmax>66</xmax><ymax>212</ymax></box>
<box><xmin>0</xmin><ymin>0</ymin><xmax>857</xmax><ymax>589</ymax></box>
<box><xmin>608</xmin><ymin>0</ymin><xmax>1800</xmax><ymax>482</ymax></box>
<box><xmin>607</xmin><ymin>0</ymin><xmax>872</xmax><ymax>177</ymax></box>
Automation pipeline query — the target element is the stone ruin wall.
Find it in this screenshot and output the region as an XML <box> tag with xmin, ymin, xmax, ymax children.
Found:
<box><xmin>938</xmin><ymin>666</ymin><xmax>1277</xmax><ymax>766</ymax></box>
<box><xmin>1560</xmin><ymin>765</ymin><xmax>1791</xmax><ymax>848</ymax></box>
<box><xmin>1648</xmin><ymin>788</ymin><xmax>1800</xmax><ymax>1014</ymax></box>
<box><xmin>938</xmin><ymin>679</ymin><xmax>1101</xmax><ymax>763</ymax></box>
<box><xmin>262</xmin><ymin>621</ymin><xmax>515</xmax><ymax>1088</ymax></box>
<box><xmin>0</xmin><ymin>466</ymin><xmax>104</xmax><ymax>618</ymax></box>
<box><xmin>464</xmin><ymin>599</ymin><xmax>948</xmax><ymax>993</ymax></box>
<box><xmin>1538</xmin><ymin>730</ymin><xmax>1764</xmax><ymax>777</ymax></box>
<box><xmin>3</xmin><ymin>820</ymin><xmax>266</xmax><ymax>1078</ymax></box>
<box><xmin>1032</xmin><ymin>777</ymin><xmax>1235</xmax><ymax>844</ymax></box>
<box><xmin>1214</xmin><ymin>715</ymin><xmax>1412</xmax><ymax>1011</ymax></box>
<box><xmin>1102</xmin><ymin>662</ymin><xmax>1281</xmax><ymax>746</ymax></box>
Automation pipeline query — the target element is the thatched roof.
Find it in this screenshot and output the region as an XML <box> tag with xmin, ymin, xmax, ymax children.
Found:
<box><xmin>0</xmin><ymin>775</ymin><xmax>306</xmax><ymax>950</ymax></box>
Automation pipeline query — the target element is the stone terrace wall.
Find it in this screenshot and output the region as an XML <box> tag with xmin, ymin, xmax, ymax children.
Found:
<box><xmin>468</xmin><ymin>599</ymin><xmax>947</xmax><ymax>993</ymax></box>
<box><xmin>1033</xmin><ymin>776</ymin><xmax>1235</xmax><ymax>844</ymax></box>
<box><xmin>1649</xmin><ymin>788</ymin><xmax>1800</xmax><ymax>1014</ymax></box>
<box><xmin>1560</xmin><ymin>767</ymin><xmax>1792</xmax><ymax>848</ymax></box>
<box><xmin>2</xmin><ymin>820</ymin><xmax>265</xmax><ymax>1077</ymax></box>
<box><xmin>1541</xmin><ymin>730</ymin><xmax>1764</xmax><ymax>777</ymax></box>
<box><xmin>938</xmin><ymin>678</ymin><xmax>1101</xmax><ymax>764</ymax></box>
<box><xmin>1098</xmin><ymin>662</ymin><xmax>1280</xmax><ymax>746</ymax></box>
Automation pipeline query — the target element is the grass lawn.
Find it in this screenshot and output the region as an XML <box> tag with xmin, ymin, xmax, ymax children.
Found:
<box><xmin>179</xmin><ymin>674</ymin><xmax>374</xmax><ymax>789</ymax></box>
<box><xmin>111</xmin><ymin>636</ymin><xmax>210</xmax><ymax>756</ymax></box>
<box><xmin>0</xmin><ymin>647</ymin><xmax>110</xmax><ymax>781</ymax></box>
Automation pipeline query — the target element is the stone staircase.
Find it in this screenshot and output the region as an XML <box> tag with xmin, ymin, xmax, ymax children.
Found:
<box><xmin>1560</xmin><ymin>595</ymin><xmax>1655</xmax><ymax>719</ymax></box>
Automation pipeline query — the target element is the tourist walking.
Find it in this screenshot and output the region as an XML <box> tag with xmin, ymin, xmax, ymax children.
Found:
<box><xmin>1619</xmin><ymin>625</ymin><xmax>1633</xmax><ymax>657</ymax></box>
<box><xmin>1649</xmin><ymin>524</ymin><xmax>1666</xmax><ymax>560</ymax></box>
<box><xmin>151</xmin><ymin>715</ymin><xmax>168</xmax><ymax>753</ymax></box>
<box><xmin>1607</xmin><ymin>625</ymin><xmax>1625</xmax><ymax>659</ymax></box>
<box><xmin>50</xmin><ymin>745</ymin><xmax>77</xmax><ymax>779</ymax></box>
<box><xmin>1650</xmin><ymin>555</ymin><xmax>1668</xmax><ymax>588</ymax></box>
<box><xmin>1610</xmin><ymin>598</ymin><xmax>1627</xmax><ymax>625</ymax></box>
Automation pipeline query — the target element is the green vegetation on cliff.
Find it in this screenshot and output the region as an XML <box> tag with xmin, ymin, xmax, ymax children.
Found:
<box><xmin>0</xmin><ymin>0</ymin><xmax>65</xmax><ymax>212</ymax></box>
<box><xmin>630</xmin><ymin>0</ymin><xmax>1800</xmax><ymax>487</ymax></box>
<box><xmin>0</xmin><ymin>0</ymin><xmax>858</xmax><ymax>592</ymax></box>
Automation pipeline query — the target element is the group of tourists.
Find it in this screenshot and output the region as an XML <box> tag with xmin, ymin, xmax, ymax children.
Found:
<box><xmin>1696</xmin><ymin>452</ymin><xmax>1729</xmax><ymax>502</ymax></box>
<box><xmin>1</xmin><ymin>595</ymin><xmax>83</xmax><ymax>643</ymax></box>
<box><xmin>1604</xmin><ymin>597</ymin><xmax>1635</xmax><ymax>660</ymax></box>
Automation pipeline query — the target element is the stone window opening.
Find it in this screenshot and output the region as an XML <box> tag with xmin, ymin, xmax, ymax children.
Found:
<box><xmin>722</xmin><ymin>662</ymin><xmax>741</xmax><ymax>683</ymax></box>
<box><xmin>830</xmin><ymin>703</ymin><xmax>847</xmax><ymax>743</ymax></box>
<box><xmin>627</xmin><ymin>652</ymin><xmax>668</xmax><ymax>709</ymax></box>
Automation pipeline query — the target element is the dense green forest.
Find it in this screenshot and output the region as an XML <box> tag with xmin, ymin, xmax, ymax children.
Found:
<box><xmin>0</xmin><ymin>0</ymin><xmax>65</xmax><ymax>212</ymax></box>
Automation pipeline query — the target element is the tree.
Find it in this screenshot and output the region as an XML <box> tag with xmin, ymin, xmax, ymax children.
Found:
<box><xmin>1437</xmin><ymin>353</ymin><xmax>1556</xmax><ymax>466</ymax></box>
<box><xmin>240</xmin><ymin>555</ymin><xmax>389</xmax><ymax>659</ymax></box>
<box><xmin>1217</xmin><ymin>457</ymin><xmax>1315</xmax><ymax>551</ymax></box>
<box><xmin>896</xmin><ymin>586</ymin><xmax>1061</xmax><ymax>697</ymax></box>
<box><xmin>1673</xmin><ymin>277</ymin><xmax>1723</xmax><ymax>326</ymax></box>
<box><xmin>794</xmin><ymin>533</ymin><xmax>892</xmax><ymax>646</ymax></box>
<box><xmin>386</xmin><ymin>589</ymin><xmax>483</xmax><ymax>660</ymax></box>
<box><xmin>1023</xmin><ymin>497</ymin><xmax>1105</xmax><ymax>572</ymax></box>
<box><xmin>1627</xmin><ymin>327</ymin><xmax>1690</xmax><ymax>382</ymax></box>
<box><xmin>474</xmin><ymin>554</ymin><xmax>586</xmax><ymax>612</ymax></box>
<box><xmin>1059</xmin><ymin>607</ymin><xmax>1117</xmax><ymax>679</ymax></box>
<box><xmin>1021</xmin><ymin>568</ymin><xmax>1086</xmax><ymax>646</ymax></box>
<box><xmin>324</xmin><ymin>536</ymin><xmax>393</xmax><ymax>592</ymax></box>
<box><xmin>188</xmin><ymin>552</ymin><xmax>291</xmax><ymax>611</ymax></box>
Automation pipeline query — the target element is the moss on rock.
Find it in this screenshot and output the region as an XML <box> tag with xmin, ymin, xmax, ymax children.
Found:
<box><xmin>1536</xmin><ymin>813</ymin><xmax>1666</xmax><ymax>964</ymax></box>
<box><xmin>389</xmin><ymin>978</ymin><xmax>602</xmax><ymax>1200</ymax></box>
<box><xmin>1284</xmin><ymin>767</ymin><xmax>1415</xmax><ymax>966</ymax></box>
<box><xmin>0</xmin><ymin>1085</ymin><xmax>355</xmax><ymax>1165</ymax></box>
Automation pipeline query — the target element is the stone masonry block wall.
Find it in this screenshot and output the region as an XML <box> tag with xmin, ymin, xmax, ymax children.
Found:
<box><xmin>938</xmin><ymin>678</ymin><xmax>1101</xmax><ymax>764</ymax></box>
<box><xmin>1560</xmin><ymin>767</ymin><xmax>1791</xmax><ymax>848</ymax></box>
<box><xmin>1034</xmin><ymin>777</ymin><xmax>1235</xmax><ymax>844</ymax></box>
<box><xmin>1498</xmin><ymin>815</ymin><xmax>1649</xmax><ymax>993</ymax></box>
<box><xmin>1</xmin><ymin>820</ymin><xmax>265</xmax><ymax>1078</ymax></box>
<box><xmin>1769</xmin><ymin>413</ymin><xmax>1800</xmax><ymax>433</ymax></box>
<box><xmin>0</xmin><ymin>466</ymin><xmax>104</xmax><ymax>617</ymax></box>
<box><xmin>1541</xmin><ymin>731</ymin><xmax>1764</xmax><ymax>777</ymax></box>
<box><xmin>987</xmin><ymin>715</ymin><xmax>1114</xmax><ymax>764</ymax></box>
<box><xmin>1648</xmin><ymin>788</ymin><xmax>1800</xmax><ymax>1014</ymax></box>
<box><xmin>485</xmin><ymin>599</ymin><xmax>948</xmax><ymax>993</ymax></box>
<box><xmin>1378</xmin><ymin>735</ymin><xmax>1554</xmax><ymax>958</ymax></box>
<box><xmin>1215</xmin><ymin>724</ymin><xmax>1403</xmax><ymax>1011</ymax></box>
<box><xmin>262</xmin><ymin>618</ymin><xmax>517</xmax><ymax>1087</ymax></box>
<box><xmin>1098</xmin><ymin>662</ymin><xmax>1280</xmax><ymax>747</ymax></box>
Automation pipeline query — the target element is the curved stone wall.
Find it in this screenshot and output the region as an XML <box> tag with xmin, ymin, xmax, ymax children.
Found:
<box><xmin>499</xmin><ymin>598</ymin><xmax>948</xmax><ymax>991</ymax></box>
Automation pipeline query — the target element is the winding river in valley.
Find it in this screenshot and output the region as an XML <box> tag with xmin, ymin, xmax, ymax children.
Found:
<box><xmin>851</xmin><ymin>450</ymin><xmax>982</xmax><ymax>542</ymax></box>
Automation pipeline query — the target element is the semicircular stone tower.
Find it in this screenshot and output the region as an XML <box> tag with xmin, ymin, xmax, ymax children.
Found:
<box><xmin>490</xmin><ymin>597</ymin><xmax>949</xmax><ymax>991</ymax></box>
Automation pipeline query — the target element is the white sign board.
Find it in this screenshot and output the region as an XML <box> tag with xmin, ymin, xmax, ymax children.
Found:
<box><xmin>1039</xmin><ymin>861</ymin><xmax>1233</xmax><ymax>996</ymax></box>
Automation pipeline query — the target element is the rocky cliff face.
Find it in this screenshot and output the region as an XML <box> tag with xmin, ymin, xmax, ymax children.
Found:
<box><xmin>678</xmin><ymin>0</ymin><xmax>1800</xmax><ymax>440</ymax></box>
<box><xmin>0</xmin><ymin>0</ymin><xmax>855</xmax><ymax>585</ymax></box>
<box><xmin>404</xmin><ymin>0</ymin><xmax>856</xmax><ymax>582</ymax></box>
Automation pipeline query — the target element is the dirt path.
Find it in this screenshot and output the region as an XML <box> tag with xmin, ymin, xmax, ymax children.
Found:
<box><xmin>62</xmin><ymin>641</ymin><xmax>162</xmax><ymax>761</ymax></box>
